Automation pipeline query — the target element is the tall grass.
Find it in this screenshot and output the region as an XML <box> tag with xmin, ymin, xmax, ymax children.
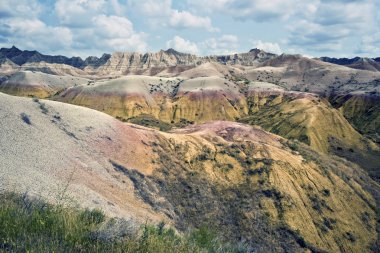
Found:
<box><xmin>0</xmin><ymin>192</ymin><xmax>245</xmax><ymax>252</ymax></box>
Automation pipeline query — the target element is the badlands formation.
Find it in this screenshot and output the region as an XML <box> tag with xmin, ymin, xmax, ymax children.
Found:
<box><xmin>0</xmin><ymin>46</ymin><xmax>380</xmax><ymax>252</ymax></box>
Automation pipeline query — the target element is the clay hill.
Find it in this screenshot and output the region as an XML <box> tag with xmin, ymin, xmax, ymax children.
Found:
<box><xmin>320</xmin><ymin>56</ymin><xmax>380</xmax><ymax>72</ymax></box>
<box><xmin>1</xmin><ymin>92</ymin><xmax>379</xmax><ymax>252</ymax></box>
<box><xmin>1</xmin><ymin>46</ymin><xmax>380</xmax><ymax>252</ymax></box>
<box><xmin>1</xmin><ymin>47</ymin><xmax>379</xmax><ymax>144</ymax></box>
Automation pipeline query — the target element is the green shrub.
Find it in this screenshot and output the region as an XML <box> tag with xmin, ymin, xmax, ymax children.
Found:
<box><xmin>80</xmin><ymin>208</ymin><xmax>105</xmax><ymax>225</ymax></box>
<box><xmin>20</xmin><ymin>113</ymin><xmax>31</xmax><ymax>125</ymax></box>
<box><xmin>0</xmin><ymin>192</ymin><xmax>243</xmax><ymax>253</ymax></box>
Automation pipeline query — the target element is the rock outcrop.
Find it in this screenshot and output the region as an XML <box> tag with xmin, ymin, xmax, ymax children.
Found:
<box><xmin>320</xmin><ymin>56</ymin><xmax>380</xmax><ymax>72</ymax></box>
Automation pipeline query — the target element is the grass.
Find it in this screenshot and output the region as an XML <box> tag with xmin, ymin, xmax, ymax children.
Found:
<box><xmin>126</xmin><ymin>114</ymin><xmax>173</xmax><ymax>132</ymax></box>
<box><xmin>0</xmin><ymin>192</ymin><xmax>243</xmax><ymax>253</ymax></box>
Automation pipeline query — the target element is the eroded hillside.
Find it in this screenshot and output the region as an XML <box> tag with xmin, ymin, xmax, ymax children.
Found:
<box><xmin>1</xmin><ymin>47</ymin><xmax>380</xmax><ymax>252</ymax></box>
<box><xmin>50</xmin><ymin>76</ymin><xmax>379</xmax><ymax>180</ymax></box>
<box><xmin>0</xmin><ymin>92</ymin><xmax>379</xmax><ymax>252</ymax></box>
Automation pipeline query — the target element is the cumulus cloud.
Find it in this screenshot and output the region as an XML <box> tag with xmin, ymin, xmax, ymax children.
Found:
<box><xmin>200</xmin><ymin>35</ymin><xmax>239</xmax><ymax>55</ymax></box>
<box><xmin>228</xmin><ymin>0</ymin><xmax>303</xmax><ymax>21</ymax></box>
<box><xmin>55</xmin><ymin>0</ymin><xmax>107</xmax><ymax>27</ymax></box>
<box><xmin>169</xmin><ymin>11</ymin><xmax>218</xmax><ymax>32</ymax></box>
<box><xmin>92</xmin><ymin>15</ymin><xmax>147</xmax><ymax>52</ymax></box>
<box><xmin>128</xmin><ymin>0</ymin><xmax>218</xmax><ymax>32</ymax></box>
<box><xmin>286</xmin><ymin>20</ymin><xmax>350</xmax><ymax>52</ymax></box>
<box><xmin>0</xmin><ymin>1</ymin><xmax>73</xmax><ymax>54</ymax></box>
<box><xmin>356</xmin><ymin>32</ymin><xmax>380</xmax><ymax>55</ymax></box>
<box><xmin>1</xmin><ymin>0</ymin><xmax>379</xmax><ymax>57</ymax></box>
<box><xmin>188</xmin><ymin>0</ymin><xmax>306</xmax><ymax>21</ymax></box>
<box><xmin>285</xmin><ymin>0</ymin><xmax>377</xmax><ymax>54</ymax></box>
<box><xmin>0</xmin><ymin>0</ymin><xmax>42</xmax><ymax>18</ymax></box>
<box><xmin>0</xmin><ymin>18</ymin><xmax>72</xmax><ymax>52</ymax></box>
<box><xmin>188</xmin><ymin>0</ymin><xmax>379</xmax><ymax>55</ymax></box>
<box><xmin>166</xmin><ymin>36</ymin><xmax>199</xmax><ymax>54</ymax></box>
<box><xmin>166</xmin><ymin>34</ymin><xmax>240</xmax><ymax>55</ymax></box>
<box><xmin>187</xmin><ymin>0</ymin><xmax>234</xmax><ymax>12</ymax></box>
<box><xmin>0</xmin><ymin>0</ymin><xmax>146</xmax><ymax>56</ymax></box>
<box><xmin>251</xmin><ymin>40</ymin><xmax>282</xmax><ymax>54</ymax></box>
<box><xmin>129</xmin><ymin>0</ymin><xmax>171</xmax><ymax>17</ymax></box>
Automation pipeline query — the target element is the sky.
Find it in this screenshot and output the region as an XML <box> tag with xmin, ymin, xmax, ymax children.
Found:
<box><xmin>0</xmin><ymin>0</ymin><xmax>379</xmax><ymax>58</ymax></box>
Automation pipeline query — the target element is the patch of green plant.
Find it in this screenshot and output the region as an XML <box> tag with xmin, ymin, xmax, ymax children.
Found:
<box><xmin>127</xmin><ymin>114</ymin><xmax>172</xmax><ymax>131</ymax></box>
<box><xmin>20</xmin><ymin>113</ymin><xmax>31</xmax><ymax>125</ymax></box>
<box><xmin>0</xmin><ymin>192</ymin><xmax>243</xmax><ymax>253</ymax></box>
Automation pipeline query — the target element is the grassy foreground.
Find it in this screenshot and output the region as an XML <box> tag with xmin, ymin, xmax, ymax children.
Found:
<box><xmin>0</xmin><ymin>192</ymin><xmax>245</xmax><ymax>252</ymax></box>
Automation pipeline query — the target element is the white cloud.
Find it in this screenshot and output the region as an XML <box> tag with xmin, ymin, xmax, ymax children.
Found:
<box><xmin>128</xmin><ymin>0</ymin><xmax>218</xmax><ymax>32</ymax></box>
<box><xmin>110</xmin><ymin>0</ymin><xmax>125</xmax><ymax>16</ymax></box>
<box><xmin>0</xmin><ymin>18</ymin><xmax>73</xmax><ymax>52</ymax></box>
<box><xmin>187</xmin><ymin>0</ymin><xmax>234</xmax><ymax>12</ymax></box>
<box><xmin>285</xmin><ymin>0</ymin><xmax>377</xmax><ymax>54</ymax></box>
<box><xmin>128</xmin><ymin>0</ymin><xmax>171</xmax><ymax>17</ymax></box>
<box><xmin>0</xmin><ymin>1</ymin><xmax>146</xmax><ymax>57</ymax></box>
<box><xmin>0</xmin><ymin>0</ymin><xmax>42</xmax><ymax>18</ymax></box>
<box><xmin>356</xmin><ymin>32</ymin><xmax>380</xmax><ymax>55</ymax></box>
<box><xmin>229</xmin><ymin>0</ymin><xmax>302</xmax><ymax>21</ymax></box>
<box><xmin>166</xmin><ymin>36</ymin><xmax>199</xmax><ymax>54</ymax></box>
<box><xmin>286</xmin><ymin>20</ymin><xmax>349</xmax><ymax>51</ymax></box>
<box><xmin>188</xmin><ymin>0</ymin><xmax>305</xmax><ymax>21</ymax></box>
<box><xmin>55</xmin><ymin>0</ymin><xmax>107</xmax><ymax>27</ymax></box>
<box><xmin>169</xmin><ymin>10</ymin><xmax>218</xmax><ymax>32</ymax></box>
<box><xmin>251</xmin><ymin>40</ymin><xmax>282</xmax><ymax>54</ymax></box>
<box><xmin>166</xmin><ymin>34</ymin><xmax>241</xmax><ymax>55</ymax></box>
<box><xmin>92</xmin><ymin>15</ymin><xmax>147</xmax><ymax>52</ymax></box>
<box><xmin>200</xmin><ymin>35</ymin><xmax>239</xmax><ymax>55</ymax></box>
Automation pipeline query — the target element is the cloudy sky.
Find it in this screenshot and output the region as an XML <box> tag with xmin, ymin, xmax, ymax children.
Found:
<box><xmin>0</xmin><ymin>0</ymin><xmax>379</xmax><ymax>58</ymax></box>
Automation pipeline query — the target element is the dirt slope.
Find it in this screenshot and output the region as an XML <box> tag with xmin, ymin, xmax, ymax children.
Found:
<box><xmin>0</xmin><ymin>92</ymin><xmax>379</xmax><ymax>252</ymax></box>
<box><xmin>0</xmin><ymin>71</ymin><xmax>89</xmax><ymax>98</ymax></box>
<box><xmin>53</xmin><ymin>76</ymin><xmax>379</xmax><ymax>177</ymax></box>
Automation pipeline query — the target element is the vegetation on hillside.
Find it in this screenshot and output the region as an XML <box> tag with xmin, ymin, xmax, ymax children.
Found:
<box><xmin>0</xmin><ymin>192</ymin><xmax>245</xmax><ymax>253</ymax></box>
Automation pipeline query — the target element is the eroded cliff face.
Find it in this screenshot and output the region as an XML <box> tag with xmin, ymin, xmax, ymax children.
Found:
<box><xmin>0</xmin><ymin>71</ymin><xmax>89</xmax><ymax>98</ymax></box>
<box><xmin>55</xmin><ymin>77</ymin><xmax>379</xmax><ymax>173</ymax></box>
<box><xmin>118</xmin><ymin>121</ymin><xmax>379</xmax><ymax>253</ymax></box>
<box><xmin>83</xmin><ymin>48</ymin><xmax>276</xmax><ymax>76</ymax></box>
<box><xmin>242</xmin><ymin>54</ymin><xmax>380</xmax><ymax>96</ymax></box>
<box><xmin>85</xmin><ymin>50</ymin><xmax>201</xmax><ymax>75</ymax></box>
<box><xmin>331</xmin><ymin>92</ymin><xmax>380</xmax><ymax>143</ymax></box>
<box><xmin>1</xmin><ymin>92</ymin><xmax>378</xmax><ymax>252</ymax></box>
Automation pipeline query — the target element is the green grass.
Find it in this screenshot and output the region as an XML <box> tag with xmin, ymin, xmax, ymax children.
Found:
<box><xmin>0</xmin><ymin>192</ymin><xmax>244</xmax><ymax>253</ymax></box>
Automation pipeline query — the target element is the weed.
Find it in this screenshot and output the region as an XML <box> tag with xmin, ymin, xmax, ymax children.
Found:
<box><xmin>322</xmin><ymin>189</ymin><xmax>331</xmax><ymax>197</ymax></box>
<box><xmin>0</xmin><ymin>192</ymin><xmax>243</xmax><ymax>253</ymax></box>
<box><xmin>20</xmin><ymin>113</ymin><xmax>31</xmax><ymax>125</ymax></box>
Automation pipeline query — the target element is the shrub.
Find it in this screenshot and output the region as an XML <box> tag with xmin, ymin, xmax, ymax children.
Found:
<box><xmin>345</xmin><ymin>232</ymin><xmax>356</xmax><ymax>242</ymax></box>
<box><xmin>39</xmin><ymin>103</ymin><xmax>48</xmax><ymax>114</ymax></box>
<box><xmin>0</xmin><ymin>192</ymin><xmax>243</xmax><ymax>253</ymax></box>
<box><xmin>20</xmin><ymin>113</ymin><xmax>31</xmax><ymax>125</ymax></box>
<box><xmin>322</xmin><ymin>189</ymin><xmax>330</xmax><ymax>197</ymax></box>
<box><xmin>80</xmin><ymin>209</ymin><xmax>105</xmax><ymax>225</ymax></box>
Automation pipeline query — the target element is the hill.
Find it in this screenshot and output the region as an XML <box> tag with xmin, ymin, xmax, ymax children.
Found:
<box><xmin>0</xmin><ymin>71</ymin><xmax>89</xmax><ymax>98</ymax></box>
<box><xmin>320</xmin><ymin>56</ymin><xmax>380</xmax><ymax>72</ymax></box>
<box><xmin>1</xmin><ymin>92</ymin><xmax>379</xmax><ymax>252</ymax></box>
<box><xmin>52</xmin><ymin>76</ymin><xmax>380</xmax><ymax>180</ymax></box>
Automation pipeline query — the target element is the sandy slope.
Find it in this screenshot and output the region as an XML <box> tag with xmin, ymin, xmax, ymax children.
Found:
<box><xmin>0</xmin><ymin>71</ymin><xmax>89</xmax><ymax>98</ymax></box>
<box><xmin>0</xmin><ymin>92</ymin><xmax>164</xmax><ymax>223</ymax></box>
<box><xmin>55</xmin><ymin>76</ymin><xmax>378</xmax><ymax>165</ymax></box>
<box><xmin>0</xmin><ymin>92</ymin><xmax>379</xmax><ymax>252</ymax></box>
<box><xmin>243</xmin><ymin>54</ymin><xmax>380</xmax><ymax>95</ymax></box>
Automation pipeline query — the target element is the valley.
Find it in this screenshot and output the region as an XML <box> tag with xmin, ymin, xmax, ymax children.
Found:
<box><xmin>0</xmin><ymin>46</ymin><xmax>379</xmax><ymax>252</ymax></box>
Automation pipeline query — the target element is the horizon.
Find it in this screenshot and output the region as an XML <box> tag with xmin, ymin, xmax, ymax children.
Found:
<box><xmin>1</xmin><ymin>45</ymin><xmax>278</xmax><ymax>59</ymax></box>
<box><xmin>0</xmin><ymin>1</ymin><xmax>379</xmax><ymax>58</ymax></box>
<box><xmin>3</xmin><ymin>45</ymin><xmax>380</xmax><ymax>61</ymax></box>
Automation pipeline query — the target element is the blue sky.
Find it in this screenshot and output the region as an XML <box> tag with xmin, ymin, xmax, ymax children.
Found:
<box><xmin>0</xmin><ymin>0</ymin><xmax>379</xmax><ymax>58</ymax></box>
